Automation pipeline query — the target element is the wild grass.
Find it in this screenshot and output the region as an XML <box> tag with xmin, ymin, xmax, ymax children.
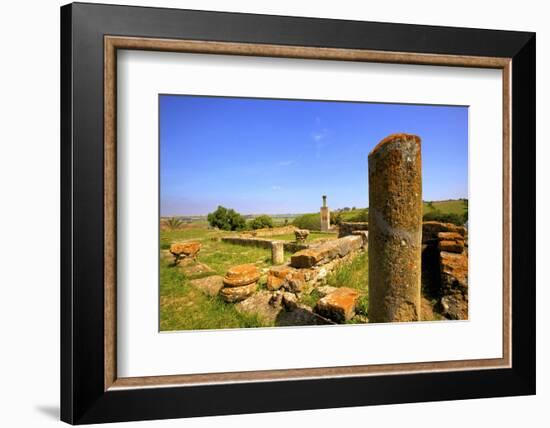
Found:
<box><xmin>298</xmin><ymin>252</ymin><xmax>369</xmax><ymax>322</ymax></box>
<box><xmin>159</xmin><ymin>259</ymin><xmax>270</xmax><ymax>331</ymax></box>
<box><xmin>274</xmin><ymin>231</ymin><xmax>337</xmax><ymax>242</ymax></box>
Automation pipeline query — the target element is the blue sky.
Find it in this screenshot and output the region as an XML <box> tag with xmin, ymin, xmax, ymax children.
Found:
<box><xmin>160</xmin><ymin>95</ymin><xmax>468</xmax><ymax>216</ymax></box>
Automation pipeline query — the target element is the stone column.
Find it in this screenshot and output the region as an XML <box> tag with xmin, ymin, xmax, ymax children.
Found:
<box><xmin>368</xmin><ymin>133</ymin><xmax>422</xmax><ymax>322</ymax></box>
<box><xmin>320</xmin><ymin>195</ymin><xmax>330</xmax><ymax>232</ymax></box>
<box><xmin>271</xmin><ymin>241</ymin><xmax>284</xmax><ymax>265</ymax></box>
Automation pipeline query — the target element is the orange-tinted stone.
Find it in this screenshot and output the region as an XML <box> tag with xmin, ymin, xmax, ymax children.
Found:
<box><xmin>223</xmin><ymin>264</ymin><xmax>260</xmax><ymax>287</ymax></box>
<box><xmin>314</xmin><ymin>287</ymin><xmax>360</xmax><ymax>322</ymax></box>
<box><xmin>170</xmin><ymin>241</ymin><xmax>201</xmax><ymax>257</ymax></box>
<box><xmin>368</xmin><ymin>133</ymin><xmax>422</xmax><ymax>322</ymax></box>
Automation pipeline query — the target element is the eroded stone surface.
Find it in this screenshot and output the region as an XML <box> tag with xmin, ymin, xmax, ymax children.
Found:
<box><xmin>440</xmin><ymin>251</ymin><xmax>468</xmax><ymax>292</ymax></box>
<box><xmin>316</xmin><ymin>285</ymin><xmax>338</xmax><ymax>298</ymax></box>
<box><xmin>368</xmin><ymin>133</ymin><xmax>423</xmax><ymax>322</ymax></box>
<box><xmin>290</xmin><ymin>235</ymin><xmax>362</xmax><ymax>268</ymax></box>
<box><xmin>276</xmin><ymin>304</ymin><xmax>335</xmax><ymax>326</ymax></box>
<box><xmin>219</xmin><ymin>282</ymin><xmax>257</xmax><ymax>303</ymax></box>
<box><xmin>235</xmin><ymin>291</ymin><xmax>282</xmax><ymax>323</ymax></box>
<box><xmin>271</xmin><ymin>241</ymin><xmax>285</xmax><ymax>265</ymax></box>
<box><xmin>223</xmin><ymin>264</ymin><xmax>261</xmax><ymax>287</ymax></box>
<box><xmin>441</xmin><ymin>293</ymin><xmax>468</xmax><ymax>320</ymax></box>
<box><xmin>170</xmin><ymin>241</ymin><xmax>201</xmax><ymax>264</ymax></box>
<box><xmin>189</xmin><ymin>275</ymin><xmax>224</xmax><ymax>297</ymax></box>
<box><xmin>338</xmin><ymin>222</ymin><xmax>368</xmax><ymax>238</ymax></box>
<box><xmin>314</xmin><ymin>287</ymin><xmax>360</xmax><ymax>323</ymax></box>
<box><xmin>422</xmin><ymin>221</ymin><xmax>466</xmax><ymax>243</ymax></box>
<box><xmin>294</xmin><ymin>229</ymin><xmax>310</xmax><ymax>243</ymax></box>
<box><xmin>180</xmin><ymin>262</ymin><xmax>214</xmax><ymax>278</ymax></box>
<box><xmin>266</xmin><ymin>265</ymin><xmax>295</xmax><ymax>291</ymax></box>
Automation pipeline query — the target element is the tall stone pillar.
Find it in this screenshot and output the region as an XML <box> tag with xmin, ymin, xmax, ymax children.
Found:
<box><xmin>320</xmin><ymin>195</ymin><xmax>330</xmax><ymax>232</ymax></box>
<box><xmin>368</xmin><ymin>133</ymin><xmax>422</xmax><ymax>322</ymax></box>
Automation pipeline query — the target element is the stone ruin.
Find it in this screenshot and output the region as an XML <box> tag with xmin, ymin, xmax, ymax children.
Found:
<box><xmin>338</xmin><ymin>221</ymin><xmax>369</xmax><ymax>238</ymax></box>
<box><xmin>368</xmin><ymin>133</ymin><xmax>423</xmax><ymax>323</ymax></box>
<box><xmin>170</xmin><ymin>132</ymin><xmax>468</xmax><ymax>325</ymax></box>
<box><xmin>422</xmin><ymin>221</ymin><xmax>468</xmax><ymax>319</ymax></box>
<box><xmin>169</xmin><ymin>241</ymin><xmax>201</xmax><ymax>265</ymax></box>
<box><xmin>219</xmin><ymin>264</ymin><xmax>260</xmax><ymax>303</ymax></box>
<box><xmin>294</xmin><ymin>229</ymin><xmax>309</xmax><ymax>243</ymax></box>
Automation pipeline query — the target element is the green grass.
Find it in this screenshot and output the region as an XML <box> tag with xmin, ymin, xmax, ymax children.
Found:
<box><xmin>160</xmin><ymin>225</ymin><xmax>289</xmax><ymax>331</ymax></box>
<box><xmin>160</xmin><ymin>260</ymin><xmax>270</xmax><ymax>331</ymax></box>
<box><xmin>274</xmin><ymin>231</ymin><xmax>338</xmax><ymax>242</ymax></box>
<box><xmin>423</xmin><ymin>199</ymin><xmax>467</xmax><ymax>216</ymax></box>
<box><xmin>298</xmin><ymin>252</ymin><xmax>369</xmax><ymax>322</ymax></box>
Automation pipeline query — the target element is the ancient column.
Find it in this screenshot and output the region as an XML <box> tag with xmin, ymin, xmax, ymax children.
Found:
<box><xmin>368</xmin><ymin>133</ymin><xmax>422</xmax><ymax>322</ymax></box>
<box><xmin>320</xmin><ymin>195</ymin><xmax>330</xmax><ymax>232</ymax></box>
<box><xmin>271</xmin><ymin>241</ymin><xmax>285</xmax><ymax>265</ymax></box>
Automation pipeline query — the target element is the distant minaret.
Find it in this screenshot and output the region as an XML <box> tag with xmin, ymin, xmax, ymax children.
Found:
<box><xmin>320</xmin><ymin>195</ymin><xmax>330</xmax><ymax>232</ymax></box>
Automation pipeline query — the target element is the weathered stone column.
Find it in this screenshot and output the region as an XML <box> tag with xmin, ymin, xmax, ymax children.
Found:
<box><xmin>368</xmin><ymin>133</ymin><xmax>422</xmax><ymax>322</ymax></box>
<box><xmin>271</xmin><ymin>241</ymin><xmax>284</xmax><ymax>265</ymax></box>
<box><xmin>320</xmin><ymin>195</ymin><xmax>330</xmax><ymax>232</ymax></box>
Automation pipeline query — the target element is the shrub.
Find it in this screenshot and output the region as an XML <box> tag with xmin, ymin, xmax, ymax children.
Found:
<box><xmin>347</xmin><ymin>208</ymin><xmax>369</xmax><ymax>222</ymax></box>
<box><xmin>165</xmin><ymin>217</ymin><xmax>184</xmax><ymax>230</ymax></box>
<box><xmin>249</xmin><ymin>215</ymin><xmax>274</xmax><ymax>230</ymax></box>
<box><xmin>331</xmin><ymin>211</ymin><xmax>343</xmax><ymax>226</ymax></box>
<box><xmin>207</xmin><ymin>206</ymin><xmax>246</xmax><ymax>231</ymax></box>
<box><xmin>292</xmin><ymin>213</ymin><xmax>321</xmax><ymax>231</ymax></box>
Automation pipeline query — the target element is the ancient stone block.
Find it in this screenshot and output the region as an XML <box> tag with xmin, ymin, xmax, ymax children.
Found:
<box><xmin>235</xmin><ymin>291</ymin><xmax>282</xmax><ymax>323</ymax></box>
<box><xmin>440</xmin><ymin>251</ymin><xmax>468</xmax><ymax>293</ymax></box>
<box><xmin>316</xmin><ymin>285</ymin><xmax>338</xmax><ymax>298</ymax></box>
<box><xmin>290</xmin><ymin>235</ymin><xmax>362</xmax><ymax>268</ymax></box>
<box><xmin>438</xmin><ymin>240</ymin><xmax>464</xmax><ymax>253</ymax></box>
<box><xmin>314</xmin><ymin>287</ymin><xmax>360</xmax><ymax>323</ymax></box>
<box><xmin>294</xmin><ymin>229</ymin><xmax>310</xmax><ymax>243</ymax></box>
<box><xmin>441</xmin><ymin>293</ymin><xmax>468</xmax><ymax>320</ymax></box>
<box><xmin>170</xmin><ymin>241</ymin><xmax>201</xmax><ymax>264</ymax></box>
<box><xmin>219</xmin><ymin>282</ymin><xmax>257</xmax><ymax>303</ymax></box>
<box><xmin>223</xmin><ymin>264</ymin><xmax>260</xmax><ymax>287</ymax></box>
<box><xmin>351</xmin><ymin>230</ymin><xmax>369</xmax><ymax>247</ymax></box>
<box><xmin>271</xmin><ymin>241</ymin><xmax>285</xmax><ymax>265</ymax></box>
<box><xmin>338</xmin><ymin>221</ymin><xmax>369</xmax><ymax>238</ymax></box>
<box><xmin>266</xmin><ymin>265</ymin><xmax>295</xmax><ymax>291</ymax></box>
<box><xmin>179</xmin><ymin>262</ymin><xmax>214</xmax><ymax>278</ymax></box>
<box><xmin>276</xmin><ymin>304</ymin><xmax>336</xmax><ymax>326</ymax></box>
<box><xmin>422</xmin><ymin>221</ymin><xmax>466</xmax><ymax>243</ymax></box>
<box><xmin>282</xmin><ymin>292</ymin><xmax>298</xmax><ymax>311</ymax></box>
<box><xmin>368</xmin><ymin>133</ymin><xmax>423</xmax><ymax>322</ymax></box>
<box><xmin>189</xmin><ymin>275</ymin><xmax>224</xmax><ymax>297</ymax></box>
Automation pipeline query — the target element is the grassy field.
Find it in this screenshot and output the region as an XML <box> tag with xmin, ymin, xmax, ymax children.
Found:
<box><xmin>274</xmin><ymin>231</ymin><xmax>337</xmax><ymax>242</ymax></box>
<box><xmin>159</xmin><ymin>200</ymin><xmax>457</xmax><ymax>330</ymax></box>
<box><xmin>422</xmin><ymin>199</ymin><xmax>468</xmax><ymax>216</ymax></box>
<box><xmin>299</xmin><ymin>252</ymin><xmax>369</xmax><ymax>323</ymax></box>
<box><xmin>160</xmin><ymin>226</ymin><xmax>282</xmax><ymax>330</ymax></box>
<box><xmin>160</xmin><ymin>260</ymin><xmax>270</xmax><ymax>331</ymax></box>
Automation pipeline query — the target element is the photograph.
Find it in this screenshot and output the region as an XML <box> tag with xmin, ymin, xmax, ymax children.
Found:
<box><xmin>159</xmin><ymin>95</ymin><xmax>469</xmax><ymax>331</ymax></box>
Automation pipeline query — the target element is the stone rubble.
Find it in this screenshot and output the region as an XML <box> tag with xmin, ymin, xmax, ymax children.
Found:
<box><xmin>314</xmin><ymin>287</ymin><xmax>360</xmax><ymax>322</ymax></box>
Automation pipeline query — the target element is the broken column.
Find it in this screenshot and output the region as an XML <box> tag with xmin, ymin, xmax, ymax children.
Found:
<box><xmin>368</xmin><ymin>133</ymin><xmax>422</xmax><ymax>322</ymax></box>
<box><xmin>271</xmin><ymin>241</ymin><xmax>284</xmax><ymax>265</ymax></box>
<box><xmin>320</xmin><ymin>195</ymin><xmax>330</xmax><ymax>232</ymax></box>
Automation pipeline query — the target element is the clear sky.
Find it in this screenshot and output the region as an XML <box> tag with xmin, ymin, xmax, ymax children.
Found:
<box><xmin>160</xmin><ymin>95</ymin><xmax>468</xmax><ymax>216</ymax></box>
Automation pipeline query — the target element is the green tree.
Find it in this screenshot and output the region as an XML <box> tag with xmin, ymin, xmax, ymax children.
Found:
<box><xmin>292</xmin><ymin>213</ymin><xmax>321</xmax><ymax>231</ymax></box>
<box><xmin>207</xmin><ymin>206</ymin><xmax>246</xmax><ymax>231</ymax></box>
<box><xmin>249</xmin><ymin>215</ymin><xmax>274</xmax><ymax>230</ymax></box>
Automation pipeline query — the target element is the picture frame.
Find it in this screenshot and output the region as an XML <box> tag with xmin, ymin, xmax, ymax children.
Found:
<box><xmin>60</xmin><ymin>2</ymin><xmax>535</xmax><ymax>424</ymax></box>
